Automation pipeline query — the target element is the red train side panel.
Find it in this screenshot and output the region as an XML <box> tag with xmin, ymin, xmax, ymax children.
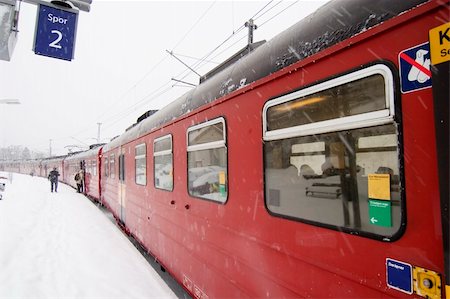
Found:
<box><xmin>98</xmin><ymin>1</ymin><xmax>448</xmax><ymax>298</ymax></box>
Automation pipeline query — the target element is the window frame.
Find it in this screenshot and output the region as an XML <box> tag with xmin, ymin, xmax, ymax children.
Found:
<box><xmin>263</xmin><ymin>64</ymin><xmax>395</xmax><ymax>141</ymax></box>
<box><xmin>187</xmin><ymin>117</ymin><xmax>227</xmax><ymax>152</ymax></box>
<box><xmin>153</xmin><ymin>134</ymin><xmax>173</xmax><ymax>191</ymax></box>
<box><xmin>262</xmin><ymin>63</ymin><xmax>405</xmax><ymax>242</ymax></box>
<box><xmin>187</xmin><ymin>117</ymin><xmax>228</xmax><ymax>204</ymax></box>
<box><xmin>134</xmin><ymin>143</ymin><xmax>147</xmax><ymax>186</ymax></box>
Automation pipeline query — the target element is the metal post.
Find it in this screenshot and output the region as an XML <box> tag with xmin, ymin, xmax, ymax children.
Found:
<box><xmin>166</xmin><ymin>50</ymin><xmax>201</xmax><ymax>77</ymax></box>
<box><xmin>245</xmin><ymin>19</ymin><xmax>257</xmax><ymax>45</ymax></box>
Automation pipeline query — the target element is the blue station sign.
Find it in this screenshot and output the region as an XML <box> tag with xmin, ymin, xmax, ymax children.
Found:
<box><xmin>34</xmin><ymin>4</ymin><xmax>78</xmax><ymax>61</ymax></box>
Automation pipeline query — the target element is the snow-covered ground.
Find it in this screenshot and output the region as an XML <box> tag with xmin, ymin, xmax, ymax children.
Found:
<box><xmin>0</xmin><ymin>172</ymin><xmax>179</xmax><ymax>299</ymax></box>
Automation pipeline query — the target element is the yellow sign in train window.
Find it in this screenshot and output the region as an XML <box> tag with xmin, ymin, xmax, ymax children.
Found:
<box><xmin>368</xmin><ymin>174</ymin><xmax>391</xmax><ymax>201</ymax></box>
<box><xmin>429</xmin><ymin>22</ymin><xmax>450</xmax><ymax>65</ymax></box>
<box><xmin>219</xmin><ymin>171</ymin><xmax>226</xmax><ymax>185</ymax></box>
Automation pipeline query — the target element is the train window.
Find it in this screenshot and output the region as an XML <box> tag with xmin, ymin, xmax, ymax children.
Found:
<box><xmin>154</xmin><ymin>134</ymin><xmax>173</xmax><ymax>191</ymax></box>
<box><xmin>135</xmin><ymin>143</ymin><xmax>146</xmax><ymax>186</ymax></box>
<box><xmin>263</xmin><ymin>65</ymin><xmax>394</xmax><ymax>140</ymax></box>
<box><xmin>187</xmin><ymin>117</ymin><xmax>228</xmax><ymax>203</ymax></box>
<box><xmin>119</xmin><ymin>154</ymin><xmax>125</xmax><ymax>182</ymax></box>
<box><xmin>104</xmin><ymin>157</ymin><xmax>109</xmax><ymax>177</ymax></box>
<box><xmin>92</xmin><ymin>160</ymin><xmax>97</xmax><ymax>177</ymax></box>
<box><xmin>110</xmin><ymin>154</ymin><xmax>115</xmax><ymax>179</ymax></box>
<box><xmin>263</xmin><ymin>64</ymin><xmax>403</xmax><ymax>239</ymax></box>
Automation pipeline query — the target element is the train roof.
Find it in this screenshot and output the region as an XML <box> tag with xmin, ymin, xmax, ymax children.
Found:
<box><xmin>41</xmin><ymin>155</ymin><xmax>67</xmax><ymax>163</ymax></box>
<box><xmin>103</xmin><ymin>0</ymin><xmax>429</xmax><ymax>152</ymax></box>
<box><xmin>64</xmin><ymin>145</ymin><xmax>102</xmax><ymax>161</ymax></box>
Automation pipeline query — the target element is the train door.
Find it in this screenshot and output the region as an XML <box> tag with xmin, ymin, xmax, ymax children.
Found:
<box><xmin>98</xmin><ymin>147</ymin><xmax>103</xmax><ymax>199</ymax></box>
<box><xmin>429</xmin><ymin>21</ymin><xmax>450</xmax><ymax>295</ymax></box>
<box><xmin>118</xmin><ymin>149</ymin><xmax>126</xmax><ymax>225</ymax></box>
<box><xmin>80</xmin><ymin>160</ymin><xmax>86</xmax><ymax>193</ymax></box>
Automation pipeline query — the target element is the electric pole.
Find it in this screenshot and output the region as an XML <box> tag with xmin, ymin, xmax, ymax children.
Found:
<box><xmin>245</xmin><ymin>19</ymin><xmax>257</xmax><ymax>45</ymax></box>
<box><xmin>49</xmin><ymin>139</ymin><xmax>52</xmax><ymax>157</ymax></box>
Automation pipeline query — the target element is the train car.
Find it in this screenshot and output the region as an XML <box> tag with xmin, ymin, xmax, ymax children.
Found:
<box><xmin>101</xmin><ymin>137</ymin><xmax>124</xmax><ymax>223</ymax></box>
<box><xmin>63</xmin><ymin>145</ymin><xmax>103</xmax><ymax>200</ymax></box>
<box><xmin>98</xmin><ymin>0</ymin><xmax>450</xmax><ymax>297</ymax></box>
<box><xmin>63</xmin><ymin>152</ymin><xmax>83</xmax><ymax>189</ymax></box>
<box><xmin>5</xmin><ymin>0</ymin><xmax>448</xmax><ymax>297</ymax></box>
<box><xmin>0</xmin><ymin>160</ymin><xmax>20</xmax><ymax>173</ymax></box>
<box><xmin>101</xmin><ymin>130</ymin><xmax>143</xmax><ymax>226</ymax></box>
<box><xmin>19</xmin><ymin>159</ymin><xmax>41</xmax><ymax>176</ymax></box>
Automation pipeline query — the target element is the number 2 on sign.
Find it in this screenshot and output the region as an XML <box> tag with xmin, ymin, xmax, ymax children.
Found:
<box><xmin>49</xmin><ymin>30</ymin><xmax>62</xmax><ymax>49</ymax></box>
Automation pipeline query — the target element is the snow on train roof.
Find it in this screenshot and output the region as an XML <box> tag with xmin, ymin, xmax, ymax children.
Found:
<box><xmin>103</xmin><ymin>0</ymin><xmax>429</xmax><ymax>152</ymax></box>
<box><xmin>64</xmin><ymin>145</ymin><xmax>102</xmax><ymax>161</ymax></box>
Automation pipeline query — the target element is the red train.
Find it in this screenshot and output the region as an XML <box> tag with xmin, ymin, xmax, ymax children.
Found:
<box><xmin>1</xmin><ymin>0</ymin><xmax>449</xmax><ymax>297</ymax></box>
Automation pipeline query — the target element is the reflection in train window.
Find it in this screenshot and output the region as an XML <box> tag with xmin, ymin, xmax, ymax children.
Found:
<box><xmin>187</xmin><ymin>117</ymin><xmax>228</xmax><ymax>203</ymax></box>
<box><xmin>263</xmin><ymin>65</ymin><xmax>402</xmax><ymax>239</ymax></box>
<box><xmin>110</xmin><ymin>154</ymin><xmax>115</xmax><ymax>179</ymax></box>
<box><xmin>266</xmin><ymin>75</ymin><xmax>386</xmax><ymax>131</ymax></box>
<box><xmin>135</xmin><ymin>143</ymin><xmax>146</xmax><ymax>186</ymax></box>
<box><xmin>154</xmin><ymin>134</ymin><xmax>173</xmax><ymax>191</ymax></box>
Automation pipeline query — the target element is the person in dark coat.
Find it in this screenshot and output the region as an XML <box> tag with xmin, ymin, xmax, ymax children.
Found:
<box><xmin>75</xmin><ymin>169</ymin><xmax>84</xmax><ymax>193</ymax></box>
<box><xmin>48</xmin><ymin>167</ymin><xmax>60</xmax><ymax>193</ymax></box>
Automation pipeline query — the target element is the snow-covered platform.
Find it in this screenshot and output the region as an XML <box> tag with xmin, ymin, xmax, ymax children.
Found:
<box><xmin>0</xmin><ymin>172</ymin><xmax>185</xmax><ymax>299</ymax></box>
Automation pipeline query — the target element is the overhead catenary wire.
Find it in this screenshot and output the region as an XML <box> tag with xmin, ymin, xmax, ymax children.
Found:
<box><xmin>94</xmin><ymin>54</ymin><xmax>170</xmax><ymax>122</ymax></box>
<box><xmin>250</xmin><ymin>0</ymin><xmax>275</xmax><ymax>20</ymax></box>
<box><xmin>68</xmin><ymin>53</ymin><xmax>171</xmax><ymax>140</ymax></box>
<box><xmin>259</xmin><ymin>0</ymin><xmax>299</xmax><ymax>28</ymax></box>
<box><xmin>173</xmin><ymin>1</ymin><xmax>287</xmax><ymax>83</ymax></box>
<box><xmin>100</xmin><ymin>85</ymin><xmax>175</xmax><ymax>132</ymax></box>
<box><xmin>169</xmin><ymin>25</ymin><xmax>247</xmax><ymax>85</ymax></box>
<box><xmin>104</xmin><ymin>0</ymin><xmax>217</xmax><ymax>120</ymax></box>
<box><xmin>180</xmin><ymin>1</ymin><xmax>301</xmax><ymax>81</ymax></box>
<box><xmin>170</xmin><ymin>1</ymin><xmax>217</xmax><ymax>51</ymax></box>
<box><xmin>68</xmin><ymin>1</ymin><xmax>303</xmax><ymax>146</ymax></box>
<box><xmin>252</xmin><ymin>1</ymin><xmax>285</xmax><ymax>22</ymax></box>
<box><xmin>103</xmin><ymin>1</ymin><xmax>298</xmax><ymax>130</ymax></box>
<box><xmin>170</xmin><ymin>52</ymin><xmax>219</xmax><ymax>65</ymax></box>
<box><xmin>77</xmin><ymin>2</ymin><xmax>221</xmax><ymax>138</ymax></box>
<box><xmin>100</xmin><ymin>83</ymin><xmax>173</xmax><ymax>127</ymax></box>
<box><xmin>110</xmin><ymin>1</ymin><xmax>271</xmax><ymax>121</ymax></box>
<box><xmin>176</xmin><ymin>30</ymin><xmax>249</xmax><ymax>83</ymax></box>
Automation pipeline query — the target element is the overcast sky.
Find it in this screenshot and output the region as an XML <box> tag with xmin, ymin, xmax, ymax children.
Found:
<box><xmin>0</xmin><ymin>0</ymin><xmax>326</xmax><ymax>156</ymax></box>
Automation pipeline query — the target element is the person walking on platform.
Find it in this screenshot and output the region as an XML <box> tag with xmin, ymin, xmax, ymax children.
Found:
<box><xmin>75</xmin><ymin>169</ymin><xmax>84</xmax><ymax>193</ymax></box>
<box><xmin>48</xmin><ymin>167</ymin><xmax>60</xmax><ymax>193</ymax></box>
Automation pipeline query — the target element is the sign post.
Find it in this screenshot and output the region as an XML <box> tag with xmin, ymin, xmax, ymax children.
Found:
<box><xmin>33</xmin><ymin>3</ymin><xmax>78</xmax><ymax>61</ymax></box>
